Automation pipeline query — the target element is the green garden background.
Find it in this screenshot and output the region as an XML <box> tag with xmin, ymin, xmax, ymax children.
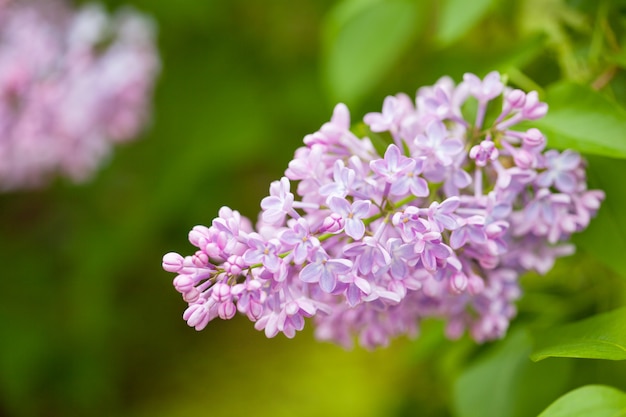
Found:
<box><xmin>1</xmin><ymin>1</ymin><xmax>626</xmax><ymax>416</ymax></box>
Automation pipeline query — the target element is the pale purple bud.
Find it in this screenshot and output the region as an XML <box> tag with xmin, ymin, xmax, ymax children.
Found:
<box><xmin>505</xmin><ymin>89</ymin><xmax>526</xmax><ymax>110</ymax></box>
<box><xmin>449</xmin><ymin>272</ymin><xmax>468</xmax><ymax>294</ymax></box>
<box><xmin>467</xmin><ymin>274</ymin><xmax>485</xmax><ymax>295</ymax></box>
<box><xmin>183</xmin><ymin>301</ymin><xmax>213</xmax><ymax>330</ymax></box>
<box><xmin>523</xmin><ymin>128</ymin><xmax>546</xmax><ymax>148</ymax></box>
<box><xmin>183</xmin><ymin>288</ymin><xmax>201</xmax><ymax>303</ymax></box>
<box><xmin>162</xmin><ymin>252</ymin><xmax>184</xmax><ymax>272</ymax></box>
<box><xmin>521</xmin><ymin>91</ymin><xmax>548</xmax><ymax>120</ymax></box>
<box><xmin>211</xmin><ymin>282</ymin><xmax>231</xmax><ymax>303</ymax></box>
<box><xmin>173</xmin><ymin>275</ymin><xmax>195</xmax><ymax>294</ymax></box>
<box><xmin>469</xmin><ymin>140</ymin><xmax>499</xmax><ymax>167</ymax></box>
<box><xmin>192</xmin><ymin>251</ymin><xmax>209</xmax><ymax>267</ymax></box>
<box><xmin>513</xmin><ymin>148</ymin><xmax>534</xmax><ymax>169</ymax></box>
<box><xmin>223</xmin><ymin>255</ymin><xmax>245</xmax><ymax>275</ymax></box>
<box><xmin>320</xmin><ymin>213</ymin><xmax>344</xmax><ymax>233</ymax></box>
<box><xmin>218</xmin><ymin>302</ymin><xmax>237</xmax><ymax>320</ymax></box>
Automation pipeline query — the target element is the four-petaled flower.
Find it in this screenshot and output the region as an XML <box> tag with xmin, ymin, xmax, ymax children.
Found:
<box><xmin>300</xmin><ymin>249</ymin><xmax>353</xmax><ymax>293</ymax></box>
<box><xmin>328</xmin><ymin>196</ymin><xmax>371</xmax><ymax>240</ymax></box>
<box><xmin>243</xmin><ymin>233</ymin><xmax>282</xmax><ymax>273</ymax></box>
<box><xmin>261</xmin><ymin>177</ymin><xmax>295</xmax><ymax>225</ymax></box>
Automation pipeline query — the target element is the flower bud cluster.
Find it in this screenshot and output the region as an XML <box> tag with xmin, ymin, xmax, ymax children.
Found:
<box><xmin>0</xmin><ymin>0</ymin><xmax>159</xmax><ymax>190</ymax></box>
<box><xmin>164</xmin><ymin>71</ymin><xmax>604</xmax><ymax>348</ymax></box>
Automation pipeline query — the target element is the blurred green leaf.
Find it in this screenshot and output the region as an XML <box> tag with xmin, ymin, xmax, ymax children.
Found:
<box><xmin>322</xmin><ymin>0</ymin><xmax>422</xmax><ymax>105</ymax></box>
<box><xmin>531</xmin><ymin>82</ymin><xmax>626</xmax><ymax>158</ymax></box>
<box><xmin>575</xmin><ymin>156</ymin><xmax>626</xmax><ymax>279</ymax></box>
<box><xmin>531</xmin><ymin>307</ymin><xmax>626</xmax><ymax>362</ymax></box>
<box><xmin>435</xmin><ymin>0</ymin><xmax>496</xmax><ymax>46</ymax></box>
<box><xmin>453</xmin><ymin>329</ymin><xmax>571</xmax><ymax>417</ymax></box>
<box><xmin>536</xmin><ymin>385</ymin><xmax>626</xmax><ymax>417</ymax></box>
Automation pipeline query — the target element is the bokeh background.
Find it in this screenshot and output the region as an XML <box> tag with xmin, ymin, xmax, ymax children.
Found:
<box><xmin>1</xmin><ymin>1</ymin><xmax>626</xmax><ymax>416</ymax></box>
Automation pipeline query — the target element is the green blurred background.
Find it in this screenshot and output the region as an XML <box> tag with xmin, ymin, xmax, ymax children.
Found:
<box><xmin>1</xmin><ymin>1</ymin><xmax>626</xmax><ymax>416</ymax></box>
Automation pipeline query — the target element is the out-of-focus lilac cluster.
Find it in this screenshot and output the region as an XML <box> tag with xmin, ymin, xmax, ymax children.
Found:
<box><xmin>0</xmin><ymin>0</ymin><xmax>159</xmax><ymax>191</ymax></box>
<box><xmin>163</xmin><ymin>71</ymin><xmax>604</xmax><ymax>349</ymax></box>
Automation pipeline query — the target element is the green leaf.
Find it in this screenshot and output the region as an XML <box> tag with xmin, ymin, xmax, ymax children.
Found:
<box><xmin>453</xmin><ymin>329</ymin><xmax>572</xmax><ymax>417</ymax></box>
<box><xmin>537</xmin><ymin>385</ymin><xmax>626</xmax><ymax>417</ymax></box>
<box><xmin>435</xmin><ymin>0</ymin><xmax>496</xmax><ymax>46</ymax></box>
<box><xmin>531</xmin><ymin>82</ymin><xmax>626</xmax><ymax>158</ymax></box>
<box><xmin>575</xmin><ymin>156</ymin><xmax>626</xmax><ymax>279</ymax></box>
<box><xmin>322</xmin><ymin>0</ymin><xmax>422</xmax><ymax>105</ymax></box>
<box><xmin>531</xmin><ymin>307</ymin><xmax>626</xmax><ymax>362</ymax></box>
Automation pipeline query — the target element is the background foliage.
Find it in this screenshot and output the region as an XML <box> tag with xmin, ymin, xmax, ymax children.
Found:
<box><xmin>1</xmin><ymin>0</ymin><xmax>626</xmax><ymax>416</ymax></box>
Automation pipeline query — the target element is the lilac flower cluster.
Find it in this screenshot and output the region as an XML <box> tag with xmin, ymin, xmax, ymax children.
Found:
<box><xmin>163</xmin><ymin>71</ymin><xmax>604</xmax><ymax>349</ymax></box>
<box><xmin>0</xmin><ymin>0</ymin><xmax>159</xmax><ymax>191</ymax></box>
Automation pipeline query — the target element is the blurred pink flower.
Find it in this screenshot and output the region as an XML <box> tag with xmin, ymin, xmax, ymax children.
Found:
<box><xmin>0</xmin><ymin>0</ymin><xmax>159</xmax><ymax>191</ymax></box>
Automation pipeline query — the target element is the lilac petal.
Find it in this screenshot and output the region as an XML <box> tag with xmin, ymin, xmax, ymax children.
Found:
<box><xmin>439</xmin><ymin>197</ymin><xmax>460</xmax><ymax>213</ymax></box>
<box><xmin>331</xmin><ymin>103</ymin><xmax>350</xmax><ymax>129</ymax></box>
<box><xmin>440</xmin><ymin>139</ymin><xmax>464</xmax><ymax>155</ymax></box>
<box><xmin>346</xmin><ymin>285</ymin><xmax>361</xmax><ymax>307</ymax></box>
<box><xmin>468</xmin><ymin>226</ymin><xmax>487</xmax><ymax>244</ymax></box>
<box><xmin>436</xmin><ymin>213</ymin><xmax>458</xmax><ymax>230</ymax></box>
<box><xmin>328</xmin><ymin>196</ymin><xmax>351</xmax><ymax>215</ymax></box>
<box><xmin>345</xmin><ymin>218</ymin><xmax>365</xmax><ymax>240</ymax></box>
<box><xmin>453</xmin><ymin>169</ymin><xmax>472</xmax><ymax>188</ymax></box>
<box><xmin>280</xmin><ymin>229</ymin><xmax>300</xmax><ymax>245</ymax></box>
<box><xmin>297</xmin><ymin>299</ymin><xmax>317</xmax><ymax>316</ymax></box>
<box><xmin>354</xmin><ymin>276</ymin><xmax>371</xmax><ymax>293</ymax></box>
<box><xmin>358</xmin><ymin>252</ymin><xmax>374</xmax><ymax>274</ymax></box>
<box><xmin>385</xmin><ymin>144</ymin><xmax>401</xmax><ymax>168</ymax></box>
<box><xmin>535</xmin><ymin>171</ymin><xmax>552</xmax><ymax>188</ymax></box>
<box><xmin>263</xmin><ymin>254</ymin><xmax>280</xmax><ymax>272</ymax></box>
<box><xmin>300</xmin><ymin>263</ymin><xmax>321</xmax><ymax>283</ymax></box>
<box><xmin>352</xmin><ymin>200</ymin><xmax>372</xmax><ymax>217</ymax></box>
<box><xmin>243</xmin><ymin>250</ymin><xmax>263</xmax><ymax>265</ymax></box>
<box><xmin>319</xmin><ymin>269</ymin><xmax>337</xmax><ymax>293</ymax></box>
<box><xmin>421</xmin><ymin>250</ymin><xmax>437</xmax><ymax>271</ymax></box>
<box><xmin>524</xmin><ymin>201</ymin><xmax>540</xmax><ymax>223</ymax></box>
<box><xmin>450</xmin><ymin>229</ymin><xmax>467</xmax><ymax>249</ymax></box>
<box><xmin>319</xmin><ymin>182</ymin><xmax>343</xmax><ymax>198</ymax></box>
<box><xmin>555</xmin><ymin>172</ymin><xmax>577</xmax><ymax>193</ymax></box>
<box><xmin>290</xmin><ymin>314</ymin><xmax>305</xmax><ymax>331</ymax></box>
<box><xmin>559</xmin><ymin>150</ymin><xmax>581</xmax><ymax>170</ymax></box>
<box><xmin>390</xmin><ymin>261</ymin><xmax>408</xmax><ymax>279</ymax></box>
<box><xmin>414</xmin><ymin>240</ymin><xmax>425</xmax><ymax>254</ymax></box>
<box><xmin>430</xmin><ymin>243</ymin><xmax>452</xmax><ymax>259</ymax></box>
<box><xmin>491</xmin><ymin>202</ymin><xmax>512</xmax><ymax>219</ymax></box>
<box><xmin>370</xmin><ymin>158</ymin><xmax>388</xmax><ymax>176</ymax></box>
<box><xmin>427</xmin><ymin>120</ymin><xmax>446</xmax><ymax>141</ymax></box>
<box><xmin>390</xmin><ymin>177</ymin><xmax>410</xmax><ymax>195</ymax></box>
<box><xmin>328</xmin><ymin>258</ymin><xmax>353</xmax><ymax>274</ymax></box>
<box><xmin>394</xmin><ymin>243</ymin><xmax>416</xmax><ymax>259</ymax></box>
<box><xmin>262</xmin><ymin>208</ymin><xmax>285</xmax><ymax>225</ymax></box>
<box><xmin>264</xmin><ymin>314</ymin><xmax>280</xmax><ymax>338</ymax></box>
<box><xmin>409</xmin><ymin>177</ymin><xmax>429</xmax><ymax>197</ymax></box>
<box><xmin>292</xmin><ymin>245</ymin><xmax>308</xmax><ymax>264</ymax></box>
<box><xmin>541</xmin><ymin>201</ymin><xmax>556</xmax><ymax>223</ymax></box>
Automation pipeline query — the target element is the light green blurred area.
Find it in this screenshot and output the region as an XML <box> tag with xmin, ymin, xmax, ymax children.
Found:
<box><xmin>1</xmin><ymin>0</ymin><xmax>626</xmax><ymax>416</ymax></box>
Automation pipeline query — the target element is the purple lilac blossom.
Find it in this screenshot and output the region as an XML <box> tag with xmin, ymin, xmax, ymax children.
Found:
<box><xmin>0</xmin><ymin>0</ymin><xmax>159</xmax><ymax>191</ymax></box>
<box><xmin>164</xmin><ymin>71</ymin><xmax>604</xmax><ymax>349</ymax></box>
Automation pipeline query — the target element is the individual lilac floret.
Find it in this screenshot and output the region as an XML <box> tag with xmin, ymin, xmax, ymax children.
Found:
<box><xmin>0</xmin><ymin>0</ymin><xmax>159</xmax><ymax>191</ymax></box>
<box><xmin>327</xmin><ymin>197</ymin><xmax>371</xmax><ymax>240</ymax></box>
<box><xmin>536</xmin><ymin>150</ymin><xmax>581</xmax><ymax>193</ymax></box>
<box><xmin>300</xmin><ymin>250</ymin><xmax>353</xmax><ymax>293</ymax></box>
<box><xmin>164</xmin><ymin>70</ymin><xmax>604</xmax><ymax>349</ymax></box>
